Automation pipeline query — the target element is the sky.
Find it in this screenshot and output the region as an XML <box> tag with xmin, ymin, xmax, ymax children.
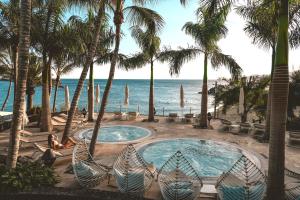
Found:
<box><xmin>63</xmin><ymin>0</ymin><xmax>300</xmax><ymax>80</ymax></box>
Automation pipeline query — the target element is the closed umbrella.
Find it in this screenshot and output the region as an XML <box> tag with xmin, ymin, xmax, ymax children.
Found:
<box><xmin>239</xmin><ymin>87</ymin><xmax>245</xmax><ymax>115</ymax></box>
<box><xmin>180</xmin><ymin>84</ymin><xmax>184</xmax><ymax>116</ymax></box>
<box><xmin>96</xmin><ymin>84</ymin><xmax>100</xmax><ymax>104</ymax></box>
<box><xmin>124</xmin><ymin>84</ymin><xmax>129</xmax><ymax>107</ymax></box>
<box><xmin>65</xmin><ymin>85</ymin><xmax>70</xmax><ymax>111</ymax></box>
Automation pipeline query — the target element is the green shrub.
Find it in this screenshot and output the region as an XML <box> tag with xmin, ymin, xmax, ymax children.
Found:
<box><xmin>0</xmin><ymin>161</ymin><xmax>59</xmax><ymax>192</ymax></box>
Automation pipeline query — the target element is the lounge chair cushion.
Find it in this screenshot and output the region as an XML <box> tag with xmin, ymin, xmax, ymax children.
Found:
<box><xmin>219</xmin><ymin>185</ymin><xmax>245</xmax><ymax>200</ymax></box>
<box><xmin>74</xmin><ymin>161</ymin><xmax>99</xmax><ymax>177</ymax></box>
<box><xmin>249</xmin><ymin>183</ymin><xmax>265</xmax><ymax>199</ymax></box>
<box><xmin>115</xmin><ymin>168</ymin><xmax>145</xmax><ymax>192</ymax></box>
<box><xmin>164</xmin><ymin>181</ymin><xmax>194</xmax><ymax>199</ymax></box>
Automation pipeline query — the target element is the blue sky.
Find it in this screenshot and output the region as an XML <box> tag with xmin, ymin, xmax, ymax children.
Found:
<box><xmin>65</xmin><ymin>0</ymin><xmax>300</xmax><ymax>79</ymax></box>
<box><xmin>3</xmin><ymin>0</ymin><xmax>299</xmax><ymax>79</ymax></box>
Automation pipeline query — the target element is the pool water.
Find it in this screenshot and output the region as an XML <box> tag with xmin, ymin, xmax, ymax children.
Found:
<box><xmin>138</xmin><ymin>139</ymin><xmax>247</xmax><ymax>177</ymax></box>
<box><xmin>79</xmin><ymin>125</ymin><xmax>151</xmax><ymax>143</ymax></box>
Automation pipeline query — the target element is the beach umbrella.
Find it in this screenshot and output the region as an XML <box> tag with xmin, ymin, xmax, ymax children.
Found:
<box><xmin>180</xmin><ymin>84</ymin><xmax>184</xmax><ymax>108</ymax></box>
<box><xmin>124</xmin><ymin>84</ymin><xmax>129</xmax><ymax>107</ymax></box>
<box><xmin>65</xmin><ymin>85</ymin><xmax>70</xmax><ymax>111</ymax></box>
<box><xmin>95</xmin><ymin>84</ymin><xmax>100</xmax><ymax>104</ymax></box>
<box><xmin>180</xmin><ymin>84</ymin><xmax>184</xmax><ymax>116</ymax></box>
<box><xmin>239</xmin><ymin>87</ymin><xmax>245</xmax><ymax>115</ymax></box>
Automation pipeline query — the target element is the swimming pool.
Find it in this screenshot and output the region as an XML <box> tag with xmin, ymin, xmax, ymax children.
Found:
<box><xmin>138</xmin><ymin>138</ymin><xmax>260</xmax><ymax>178</ymax></box>
<box><xmin>78</xmin><ymin>125</ymin><xmax>151</xmax><ymax>143</ymax></box>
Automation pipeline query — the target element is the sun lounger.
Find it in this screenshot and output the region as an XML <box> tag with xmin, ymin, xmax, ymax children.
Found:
<box><xmin>20</xmin><ymin>130</ymin><xmax>50</xmax><ymax>137</ymax></box>
<box><xmin>182</xmin><ymin>113</ymin><xmax>194</xmax><ymax>123</ymax></box>
<box><xmin>166</xmin><ymin>113</ymin><xmax>178</xmax><ymax>122</ymax></box>
<box><xmin>239</xmin><ymin>122</ymin><xmax>252</xmax><ymax>134</ymax></box>
<box><xmin>253</xmin><ymin>123</ymin><xmax>265</xmax><ymax>135</ymax></box>
<box><xmin>113</xmin><ymin>144</ymin><xmax>154</xmax><ymax>195</ymax></box>
<box><xmin>113</xmin><ymin>112</ymin><xmax>127</xmax><ymax>120</ymax></box>
<box><xmin>58</xmin><ymin>113</ymin><xmax>87</xmax><ymax>123</ymax></box>
<box><xmin>72</xmin><ymin>140</ymin><xmax>109</xmax><ymax>188</ymax></box>
<box><xmin>288</xmin><ymin>131</ymin><xmax>300</xmax><ymax>148</ymax></box>
<box><xmin>20</xmin><ymin>135</ymin><xmax>49</xmax><ymax>147</ymax></box>
<box><xmin>219</xmin><ymin>119</ymin><xmax>233</xmax><ymax>132</ymax></box>
<box><xmin>158</xmin><ymin>151</ymin><xmax>203</xmax><ymax>200</ymax></box>
<box><xmin>215</xmin><ymin>155</ymin><xmax>266</xmax><ymax>200</ymax></box>
<box><xmin>52</xmin><ymin>116</ymin><xmax>82</xmax><ymax>126</ymax></box>
<box><xmin>128</xmin><ymin>112</ymin><xmax>139</xmax><ymax>120</ymax></box>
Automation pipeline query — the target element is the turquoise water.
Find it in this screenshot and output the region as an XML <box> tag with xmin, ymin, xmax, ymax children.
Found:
<box><xmin>79</xmin><ymin>125</ymin><xmax>151</xmax><ymax>143</ymax></box>
<box><xmin>0</xmin><ymin>79</ymin><xmax>216</xmax><ymax>115</ymax></box>
<box><xmin>138</xmin><ymin>139</ymin><xmax>243</xmax><ymax>177</ymax></box>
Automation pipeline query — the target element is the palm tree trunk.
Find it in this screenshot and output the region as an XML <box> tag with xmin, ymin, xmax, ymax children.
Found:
<box><xmin>12</xmin><ymin>46</ymin><xmax>18</xmax><ymax>99</ymax></box>
<box><xmin>89</xmin><ymin>6</ymin><xmax>123</xmax><ymax>156</ymax></box>
<box><xmin>266</xmin><ymin>0</ymin><xmax>289</xmax><ymax>199</ymax></box>
<box><xmin>148</xmin><ymin>59</ymin><xmax>155</xmax><ymax>121</ymax></box>
<box><xmin>6</xmin><ymin>0</ymin><xmax>31</xmax><ymax>169</ymax></box>
<box><xmin>61</xmin><ymin>1</ymin><xmax>105</xmax><ymax>144</ymax></box>
<box><xmin>52</xmin><ymin>73</ymin><xmax>60</xmax><ymax>112</ymax></box>
<box><xmin>88</xmin><ymin>62</ymin><xmax>94</xmax><ymax>122</ymax></box>
<box><xmin>1</xmin><ymin>79</ymin><xmax>12</xmax><ymax>111</ymax></box>
<box><xmin>40</xmin><ymin>3</ymin><xmax>53</xmax><ymax>132</ymax></box>
<box><xmin>48</xmin><ymin>63</ymin><xmax>52</xmax><ymax>97</ymax></box>
<box><xmin>199</xmin><ymin>53</ymin><xmax>208</xmax><ymax>128</ymax></box>
<box><xmin>40</xmin><ymin>58</ymin><xmax>52</xmax><ymax>131</ymax></box>
<box><xmin>265</xmin><ymin>46</ymin><xmax>276</xmax><ymax>138</ymax></box>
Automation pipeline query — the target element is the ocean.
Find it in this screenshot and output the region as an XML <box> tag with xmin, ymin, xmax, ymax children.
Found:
<box><xmin>0</xmin><ymin>79</ymin><xmax>216</xmax><ymax>116</ymax></box>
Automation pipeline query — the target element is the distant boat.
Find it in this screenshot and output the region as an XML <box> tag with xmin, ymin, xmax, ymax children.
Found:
<box><xmin>198</xmin><ymin>91</ymin><xmax>202</xmax><ymax>94</ymax></box>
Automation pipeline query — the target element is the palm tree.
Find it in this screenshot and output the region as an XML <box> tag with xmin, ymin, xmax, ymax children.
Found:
<box><xmin>61</xmin><ymin>0</ymin><xmax>107</xmax><ymax>144</ymax></box>
<box><xmin>213</xmin><ymin>76</ymin><xmax>269</xmax><ymax>122</ymax></box>
<box><xmin>67</xmin><ymin>11</ymin><xmax>114</xmax><ymax>122</ymax></box>
<box><xmin>236</xmin><ymin>0</ymin><xmax>300</xmax><ymax>138</ymax></box>
<box><xmin>0</xmin><ymin>50</ymin><xmax>14</xmax><ymax>111</ymax></box>
<box><xmin>159</xmin><ymin>5</ymin><xmax>241</xmax><ymax>128</ymax></box>
<box><xmin>32</xmin><ymin>0</ymin><xmax>68</xmax><ymax>132</ymax></box>
<box><xmin>0</xmin><ymin>0</ymin><xmax>21</xmax><ymax>97</ymax></box>
<box><xmin>6</xmin><ymin>0</ymin><xmax>31</xmax><ymax>169</ymax></box>
<box><xmin>88</xmin><ymin>0</ymin><xmax>164</xmax><ymax>156</ymax></box>
<box><xmin>26</xmin><ymin>54</ymin><xmax>42</xmax><ymax>111</ymax></box>
<box><xmin>120</xmin><ymin>25</ymin><xmax>163</xmax><ymax>122</ymax></box>
<box><xmin>50</xmin><ymin>22</ymin><xmax>83</xmax><ymax>112</ymax></box>
<box><xmin>266</xmin><ymin>0</ymin><xmax>290</xmax><ymax>198</ymax></box>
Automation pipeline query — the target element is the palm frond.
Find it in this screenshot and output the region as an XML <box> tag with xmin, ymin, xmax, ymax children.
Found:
<box><xmin>210</xmin><ymin>49</ymin><xmax>242</xmax><ymax>79</ymax></box>
<box><xmin>118</xmin><ymin>53</ymin><xmax>149</xmax><ymax>70</ymax></box>
<box><xmin>124</xmin><ymin>6</ymin><xmax>164</xmax><ymax>33</ymax></box>
<box><xmin>158</xmin><ymin>47</ymin><xmax>201</xmax><ymax>76</ymax></box>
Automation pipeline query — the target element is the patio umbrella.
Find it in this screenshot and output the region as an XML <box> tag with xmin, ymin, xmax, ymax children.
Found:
<box><xmin>124</xmin><ymin>84</ymin><xmax>129</xmax><ymax>106</ymax></box>
<box><xmin>124</xmin><ymin>84</ymin><xmax>129</xmax><ymax>112</ymax></box>
<box><xmin>180</xmin><ymin>84</ymin><xmax>184</xmax><ymax>116</ymax></box>
<box><xmin>239</xmin><ymin>87</ymin><xmax>245</xmax><ymax>115</ymax></box>
<box><xmin>65</xmin><ymin>85</ymin><xmax>70</xmax><ymax>111</ymax></box>
<box><xmin>95</xmin><ymin>84</ymin><xmax>100</xmax><ymax>104</ymax></box>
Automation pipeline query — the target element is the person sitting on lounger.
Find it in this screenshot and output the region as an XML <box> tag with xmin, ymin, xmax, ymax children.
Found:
<box><xmin>48</xmin><ymin>134</ymin><xmax>76</xmax><ymax>150</ymax></box>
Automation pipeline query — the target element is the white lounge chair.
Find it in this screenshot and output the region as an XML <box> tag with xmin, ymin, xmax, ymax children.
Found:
<box><xmin>167</xmin><ymin>113</ymin><xmax>178</xmax><ymax>122</ymax></box>
<box><xmin>113</xmin><ymin>144</ymin><xmax>154</xmax><ymax>196</ymax></box>
<box><xmin>158</xmin><ymin>151</ymin><xmax>203</xmax><ymax>200</ymax></box>
<box><xmin>72</xmin><ymin>139</ymin><xmax>109</xmax><ymax>188</ymax></box>
<box><xmin>215</xmin><ymin>155</ymin><xmax>266</xmax><ymax>200</ymax></box>
<box><xmin>128</xmin><ymin>112</ymin><xmax>139</xmax><ymax>120</ymax></box>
